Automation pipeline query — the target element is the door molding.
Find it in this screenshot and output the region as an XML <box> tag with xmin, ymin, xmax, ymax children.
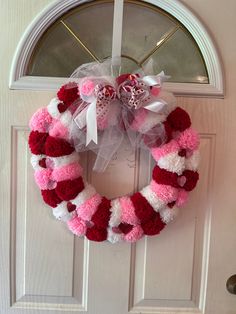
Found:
<box><xmin>9</xmin><ymin>0</ymin><xmax>224</xmax><ymax>97</ymax></box>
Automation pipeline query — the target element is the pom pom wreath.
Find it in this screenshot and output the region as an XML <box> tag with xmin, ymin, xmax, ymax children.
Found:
<box><xmin>29</xmin><ymin>108</ymin><xmax>53</xmax><ymax>132</ymax></box>
<box><xmin>45</xmin><ymin>136</ymin><xmax>74</xmax><ymax>157</ymax></box>
<box><xmin>29</xmin><ymin>131</ymin><xmax>48</xmax><ymax>155</ymax></box>
<box><xmin>29</xmin><ymin>77</ymin><xmax>200</xmax><ymax>243</ymax></box>
<box><xmin>91</xmin><ymin>197</ymin><xmax>111</xmax><ymax>228</ymax></box>
<box><xmin>41</xmin><ymin>189</ymin><xmax>62</xmax><ymax>207</ymax></box>
<box><xmin>131</xmin><ymin>192</ymin><xmax>156</xmax><ymax>223</ymax></box>
<box><xmin>55</xmin><ymin>177</ymin><xmax>84</xmax><ymax>201</ymax></box>
<box><xmin>67</xmin><ymin>216</ymin><xmax>87</xmax><ymax>236</ymax></box>
<box><xmin>141</xmin><ymin>212</ymin><xmax>166</xmax><ymax>235</ymax></box>
<box><xmin>167</xmin><ymin>107</ymin><xmax>191</xmax><ymax>131</ymax></box>
<box><xmin>177</xmin><ymin>127</ymin><xmax>200</xmax><ymax>151</ymax></box>
<box><xmin>86</xmin><ymin>225</ymin><xmax>107</xmax><ymax>242</ymax></box>
<box><xmin>57</xmin><ymin>82</ymin><xmax>79</xmax><ymax>106</ymax></box>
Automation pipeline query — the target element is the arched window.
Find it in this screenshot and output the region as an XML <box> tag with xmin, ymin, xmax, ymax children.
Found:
<box><xmin>10</xmin><ymin>0</ymin><xmax>224</xmax><ymax>97</ymax></box>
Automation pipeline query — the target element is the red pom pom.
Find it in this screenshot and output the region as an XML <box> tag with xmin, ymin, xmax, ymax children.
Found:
<box><xmin>86</xmin><ymin>226</ymin><xmax>107</xmax><ymax>242</ymax></box>
<box><xmin>182</xmin><ymin>170</ymin><xmax>199</xmax><ymax>191</ymax></box>
<box><xmin>167</xmin><ymin>107</ymin><xmax>191</xmax><ymax>131</ymax></box>
<box><xmin>178</xmin><ymin>149</ymin><xmax>187</xmax><ymax>157</ymax></box>
<box><xmin>55</xmin><ymin>177</ymin><xmax>84</xmax><ymax>201</ymax></box>
<box><xmin>45</xmin><ymin>136</ymin><xmax>74</xmax><ymax>157</ymax></box>
<box><xmin>141</xmin><ymin>212</ymin><xmax>166</xmax><ymax>235</ymax></box>
<box><xmin>131</xmin><ymin>192</ymin><xmax>156</xmax><ymax>223</ymax></box>
<box><xmin>28</xmin><ymin>131</ymin><xmax>48</xmax><ymax>155</ymax></box>
<box><xmin>91</xmin><ymin>197</ymin><xmax>111</xmax><ymax>228</ymax></box>
<box><xmin>118</xmin><ymin>223</ymin><xmax>133</xmax><ymax>235</ymax></box>
<box><xmin>152</xmin><ymin>166</ymin><xmax>179</xmax><ymax>188</ymax></box>
<box><xmin>57</xmin><ymin>83</ymin><xmax>79</xmax><ymax>106</ymax></box>
<box><xmin>41</xmin><ymin>189</ymin><xmax>62</xmax><ymax>208</ymax></box>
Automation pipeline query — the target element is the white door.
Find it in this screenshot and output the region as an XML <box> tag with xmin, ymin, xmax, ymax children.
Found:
<box><xmin>1</xmin><ymin>1</ymin><xmax>236</xmax><ymax>314</ymax></box>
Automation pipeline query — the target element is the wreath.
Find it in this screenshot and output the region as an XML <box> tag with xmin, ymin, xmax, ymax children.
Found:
<box><xmin>28</xmin><ymin>62</ymin><xmax>199</xmax><ymax>243</ymax></box>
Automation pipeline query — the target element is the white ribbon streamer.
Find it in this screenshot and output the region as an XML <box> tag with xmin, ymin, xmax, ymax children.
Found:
<box><xmin>86</xmin><ymin>100</ymin><xmax>98</xmax><ymax>145</ymax></box>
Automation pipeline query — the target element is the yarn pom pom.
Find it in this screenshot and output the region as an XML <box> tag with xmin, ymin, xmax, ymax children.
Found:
<box><xmin>141</xmin><ymin>212</ymin><xmax>166</xmax><ymax>235</ymax></box>
<box><xmin>167</xmin><ymin>107</ymin><xmax>191</xmax><ymax>131</ymax></box>
<box><xmin>177</xmin><ymin>127</ymin><xmax>200</xmax><ymax>151</ymax></box>
<box><xmin>91</xmin><ymin>197</ymin><xmax>111</xmax><ymax>228</ymax></box>
<box><xmin>29</xmin><ymin>108</ymin><xmax>52</xmax><ymax>132</ymax></box>
<box><xmin>67</xmin><ymin>216</ymin><xmax>87</xmax><ymax>236</ymax></box>
<box><xmin>152</xmin><ymin>166</ymin><xmax>179</xmax><ymax>188</ymax></box>
<box><xmin>131</xmin><ymin>192</ymin><xmax>155</xmax><ymax>223</ymax></box>
<box><xmin>28</xmin><ymin>131</ymin><xmax>48</xmax><ymax>155</ymax></box>
<box><xmin>45</xmin><ymin>136</ymin><xmax>74</xmax><ymax>157</ymax></box>
<box><xmin>86</xmin><ymin>226</ymin><xmax>107</xmax><ymax>242</ymax></box>
<box><xmin>57</xmin><ymin>82</ymin><xmax>79</xmax><ymax>106</ymax></box>
<box><xmin>41</xmin><ymin>189</ymin><xmax>62</xmax><ymax>207</ymax></box>
<box><xmin>55</xmin><ymin>177</ymin><xmax>84</xmax><ymax>201</ymax></box>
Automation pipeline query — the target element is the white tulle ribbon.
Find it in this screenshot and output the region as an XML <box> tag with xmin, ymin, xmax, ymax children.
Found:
<box><xmin>142</xmin><ymin>71</ymin><xmax>170</xmax><ymax>86</ymax></box>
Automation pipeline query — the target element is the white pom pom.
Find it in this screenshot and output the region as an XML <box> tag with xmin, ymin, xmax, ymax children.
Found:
<box><xmin>60</xmin><ymin>111</ymin><xmax>72</xmax><ymax>128</ymax></box>
<box><xmin>50</xmin><ymin>152</ymin><xmax>80</xmax><ymax>168</ymax></box>
<box><xmin>160</xmin><ymin>207</ymin><xmax>179</xmax><ymax>224</ymax></box>
<box><xmin>107</xmin><ymin>228</ymin><xmax>123</xmax><ymax>243</ymax></box>
<box><xmin>30</xmin><ymin>154</ymin><xmax>44</xmax><ymax>170</ymax></box>
<box><xmin>158</xmin><ymin>152</ymin><xmax>185</xmax><ymax>175</ymax></box>
<box><xmin>140</xmin><ymin>185</ymin><xmax>165</xmax><ymax>211</ymax></box>
<box><xmin>47</xmin><ymin>97</ymin><xmax>61</xmax><ymax>118</ymax></box>
<box><xmin>109</xmin><ymin>199</ymin><xmax>122</xmax><ymax>227</ymax></box>
<box><xmin>53</xmin><ymin>202</ymin><xmax>72</xmax><ymax>221</ymax></box>
<box><xmin>185</xmin><ymin>150</ymin><xmax>200</xmax><ymax>171</ymax></box>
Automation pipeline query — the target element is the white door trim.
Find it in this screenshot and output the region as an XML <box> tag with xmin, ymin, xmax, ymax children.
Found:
<box><xmin>9</xmin><ymin>0</ymin><xmax>224</xmax><ymax>97</ymax></box>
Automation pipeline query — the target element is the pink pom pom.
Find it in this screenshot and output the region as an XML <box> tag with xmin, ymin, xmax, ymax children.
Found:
<box><xmin>34</xmin><ymin>168</ymin><xmax>53</xmax><ymax>189</ymax></box>
<box><xmin>176</xmin><ymin>189</ymin><xmax>189</xmax><ymax>207</ymax></box>
<box><xmin>151</xmin><ymin>139</ymin><xmax>179</xmax><ymax>161</ymax></box>
<box><xmin>77</xmin><ymin>194</ymin><xmax>102</xmax><ymax>221</ymax></box>
<box><xmin>81</xmin><ymin>80</ymin><xmax>95</xmax><ymax>96</ymax></box>
<box><xmin>29</xmin><ymin>108</ymin><xmax>53</xmax><ymax>132</ymax></box>
<box><xmin>51</xmin><ymin>163</ymin><xmax>83</xmax><ymax>182</ymax></box>
<box><xmin>177</xmin><ymin>128</ymin><xmax>200</xmax><ymax>151</ymax></box>
<box><xmin>120</xmin><ymin>197</ymin><xmax>139</xmax><ymax>225</ymax></box>
<box><xmin>67</xmin><ymin>215</ymin><xmax>87</xmax><ymax>236</ymax></box>
<box><xmin>150</xmin><ymin>180</ymin><xmax>178</xmax><ymax>203</ymax></box>
<box><xmin>124</xmin><ymin>225</ymin><xmax>143</xmax><ymax>242</ymax></box>
<box><xmin>49</xmin><ymin>120</ymin><xmax>69</xmax><ymax>139</ymax></box>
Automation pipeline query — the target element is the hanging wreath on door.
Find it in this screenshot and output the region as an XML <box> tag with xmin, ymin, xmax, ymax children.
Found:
<box><xmin>28</xmin><ymin>61</ymin><xmax>199</xmax><ymax>243</ymax></box>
